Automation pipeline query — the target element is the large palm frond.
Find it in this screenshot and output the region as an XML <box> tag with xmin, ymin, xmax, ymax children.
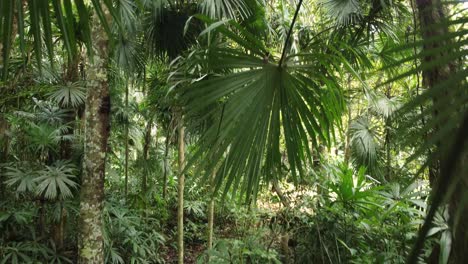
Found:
<box><xmin>176</xmin><ymin>19</ymin><xmax>356</xmax><ymax>200</ymax></box>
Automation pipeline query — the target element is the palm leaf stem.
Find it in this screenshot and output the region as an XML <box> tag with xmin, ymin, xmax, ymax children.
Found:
<box><xmin>279</xmin><ymin>0</ymin><xmax>303</xmax><ymax>68</ymax></box>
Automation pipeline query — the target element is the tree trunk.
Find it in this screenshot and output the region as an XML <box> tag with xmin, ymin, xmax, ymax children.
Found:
<box><xmin>162</xmin><ymin>127</ymin><xmax>170</xmax><ymax>198</ymax></box>
<box><xmin>385</xmin><ymin>86</ymin><xmax>392</xmax><ymax>182</ymax></box>
<box><xmin>416</xmin><ymin>0</ymin><xmax>449</xmax><ymax>186</ymax></box>
<box><xmin>142</xmin><ymin>118</ymin><xmax>152</xmax><ymax>196</ymax></box>
<box><xmin>0</xmin><ymin>114</ymin><xmax>9</xmax><ymax>198</ymax></box>
<box><xmin>272</xmin><ymin>179</ymin><xmax>292</xmax><ymax>264</ymax></box>
<box><xmin>207</xmin><ymin>170</ymin><xmax>216</xmax><ymax>252</ymax></box>
<box><xmin>415</xmin><ymin>0</ymin><xmax>467</xmax><ymax>262</ymax></box>
<box><xmin>124</xmin><ymin>80</ymin><xmax>129</xmax><ymax>199</ymax></box>
<box><xmin>142</xmin><ymin>117</ymin><xmax>153</xmax><ymax>218</ymax></box>
<box><xmin>77</xmin><ymin>6</ymin><xmax>110</xmax><ymax>263</ymax></box>
<box><xmin>272</xmin><ymin>179</ymin><xmax>291</xmax><ymax>208</ymax></box>
<box><xmin>207</xmin><ymin>197</ymin><xmax>215</xmax><ymax>249</ymax></box>
<box><xmin>344</xmin><ymin>108</ymin><xmax>352</xmax><ymax>166</ymax></box>
<box><xmin>177</xmin><ymin>116</ymin><xmax>185</xmax><ymax>264</ymax></box>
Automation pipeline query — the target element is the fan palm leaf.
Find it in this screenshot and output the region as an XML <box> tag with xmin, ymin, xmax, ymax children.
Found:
<box><xmin>366</xmin><ymin>90</ymin><xmax>401</xmax><ymax>119</ymax></box>
<box><xmin>200</xmin><ymin>0</ymin><xmax>251</xmax><ymax>19</ymax></box>
<box><xmin>4</xmin><ymin>164</ymin><xmax>38</xmax><ymax>193</ymax></box>
<box><xmin>349</xmin><ymin>116</ymin><xmax>380</xmax><ymax>171</ymax></box>
<box><xmin>48</xmin><ymin>82</ymin><xmax>86</xmax><ymax>108</ymax></box>
<box><xmin>176</xmin><ymin>19</ymin><xmax>356</xmax><ymax>200</ymax></box>
<box><xmin>35</xmin><ymin>160</ymin><xmax>78</xmax><ymax>200</ymax></box>
<box><xmin>320</xmin><ymin>0</ymin><xmax>362</xmax><ymax>26</ymax></box>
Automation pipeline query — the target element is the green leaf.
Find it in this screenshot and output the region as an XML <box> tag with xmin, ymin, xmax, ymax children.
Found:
<box><xmin>35</xmin><ymin>161</ymin><xmax>78</xmax><ymax>200</ymax></box>
<box><xmin>177</xmin><ymin>45</ymin><xmax>346</xmax><ymax>201</ymax></box>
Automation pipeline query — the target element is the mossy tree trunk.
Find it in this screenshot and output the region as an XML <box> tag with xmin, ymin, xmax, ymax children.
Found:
<box><xmin>77</xmin><ymin>6</ymin><xmax>111</xmax><ymax>263</ymax></box>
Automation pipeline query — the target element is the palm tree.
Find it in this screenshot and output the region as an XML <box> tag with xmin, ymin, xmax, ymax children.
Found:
<box><xmin>174</xmin><ymin>5</ymin><xmax>352</xmax><ymax>201</ymax></box>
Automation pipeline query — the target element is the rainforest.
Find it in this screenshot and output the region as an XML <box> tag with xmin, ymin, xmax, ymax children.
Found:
<box><xmin>0</xmin><ymin>0</ymin><xmax>467</xmax><ymax>263</ymax></box>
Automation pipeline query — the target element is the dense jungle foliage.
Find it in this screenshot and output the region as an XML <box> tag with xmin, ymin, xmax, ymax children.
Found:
<box><xmin>0</xmin><ymin>0</ymin><xmax>467</xmax><ymax>263</ymax></box>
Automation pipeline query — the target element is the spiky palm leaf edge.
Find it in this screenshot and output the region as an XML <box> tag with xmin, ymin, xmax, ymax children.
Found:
<box><xmin>174</xmin><ymin>13</ymin><xmax>371</xmax><ymax>202</ymax></box>
<box><xmin>0</xmin><ymin>0</ymin><xmax>119</xmax><ymax>79</ymax></box>
<box><xmin>375</xmin><ymin>3</ymin><xmax>467</xmax><ymax>262</ymax></box>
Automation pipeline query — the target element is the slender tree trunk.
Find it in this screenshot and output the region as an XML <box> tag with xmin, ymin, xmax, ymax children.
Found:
<box><xmin>0</xmin><ymin>114</ymin><xmax>9</xmax><ymax>198</ymax></box>
<box><xmin>344</xmin><ymin>74</ymin><xmax>353</xmax><ymax>166</ymax></box>
<box><xmin>142</xmin><ymin>117</ymin><xmax>153</xmax><ymax>218</ymax></box>
<box><xmin>124</xmin><ymin>80</ymin><xmax>129</xmax><ymax>199</ymax></box>
<box><xmin>77</xmin><ymin>6</ymin><xmax>111</xmax><ymax>263</ymax></box>
<box><xmin>207</xmin><ymin>197</ymin><xmax>215</xmax><ymax>248</ymax></box>
<box><xmin>177</xmin><ymin>116</ymin><xmax>185</xmax><ymax>264</ymax></box>
<box><xmin>385</xmin><ymin>86</ymin><xmax>392</xmax><ymax>182</ymax></box>
<box><xmin>344</xmin><ymin>108</ymin><xmax>352</xmax><ymax>166</ymax></box>
<box><xmin>38</xmin><ymin>198</ymin><xmax>46</xmax><ymax>238</ymax></box>
<box><xmin>415</xmin><ymin>0</ymin><xmax>467</xmax><ymax>262</ymax></box>
<box><xmin>162</xmin><ymin>127</ymin><xmax>170</xmax><ymax>198</ymax></box>
<box><xmin>207</xmin><ymin>171</ymin><xmax>216</xmax><ymax>252</ymax></box>
<box><xmin>52</xmin><ymin>201</ymin><xmax>67</xmax><ymax>249</ymax></box>
<box><xmin>142</xmin><ymin>118</ymin><xmax>153</xmax><ymax>196</ymax></box>
<box><xmin>272</xmin><ymin>179</ymin><xmax>292</xmax><ymax>264</ymax></box>
<box><xmin>385</xmin><ymin>119</ymin><xmax>391</xmax><ymax>181</ymax></box>
<box><xmin>272</xmin><ymin>179</ymin><xmax>291</xmax><ymax>208</ymax></box>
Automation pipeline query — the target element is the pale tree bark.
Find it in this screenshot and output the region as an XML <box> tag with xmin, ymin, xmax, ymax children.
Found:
<box><xmin>207</xmin><ymin>171</ymin><xmax>216</xmax><ymax>252</ymax></box>
<box><xmin>177</xmin><ymin>115</ymin><xmax>186</xmax><ymax>264</ymax></box>
<box><xmin>207</xmin><ymin>196</ymin><xmax>215</xmax><ymax>250</ymax></box>
<box><xmin>77</xmin><ymin>6</ymin><xmax>111</xmax><ymax>264</ymax></box>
